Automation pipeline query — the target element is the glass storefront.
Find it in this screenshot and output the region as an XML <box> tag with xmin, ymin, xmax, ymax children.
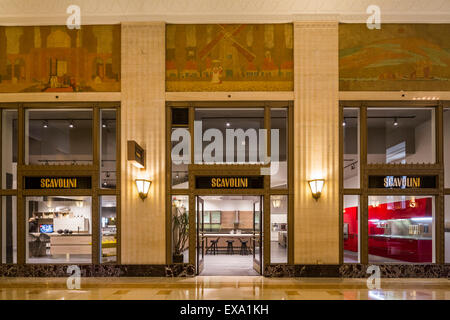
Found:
<box><xmin>194</xmin><ymin>108</ymin><xmax>265</xmax><ymax>164</ymax></box>
<box><xmin>171</xmin><ymin>108</ymin><xmax>189</xmax><ymax>189</ymax></box>
<box><xmin>342</xmin><ymin>103</ymin><xmax>444</xmax><ymax>265</ymax></box>
<box><xmin>367</xmin><ymin>108</ymin><xmax>435</xmax><ymax>165</ymax></box>
<box><xmin>1</xmin><ymin>196</ymin><xmax>17</xmax><ymax>264</ymax></box>
<box><xmin>445</xmin><ymin>108</ymin><xmax>450</xmax><ymax>188</ymax></box>
<box><xmin>343</xmin><ymin>108</ymin><xmax>360</xmax><ymax>189</ymax></box>
<box><xmin>100</xmin><ymin>110</ymin><xmax>117</xmax><ymax>189</ymax></box>
<box><xmin>270</xmin><ymin>109</ymin><xmax>288</xmax><ymax>189</ymax></box>
<box><xmin>26</xmin><ymin>196</ymin><xmax>92</xmax><ymax>264</ymax></box>
<box><xmin>25</xmin><ymin>109</ymin><xmax>93</xmax><ymax>165</ymax></box>
<box><xmin>2</xmin><ymin>110</ymin><xmax>17</xmax><ymax>190</ymax></box>
<box><xmin>0</xmin><ymin>103</ymin><xmax>119</xmax><ymax>265</ymax></box>
<box><xmin>343</xmin><ymin>195</ymin><xmax>360</xmax><ymax>263</ymax></box>
<box><xmin>446</xmin><ymin>196</ymin><xmax>450</xmax><ymax>263</ymax></box>
<box><xmin>270</xmin><ymin>195</ymin><xmax>287</xmax><ymax>263</ymax></box>
<box><xmin>172</xmin><ymin>195</ymin><xmax>189</xmax><ymax>264</ymax></box>
<box><xmin>169</xmin><ymin>102</ymin><xmax>292</xmax><ymax>271</ymax></box>
<box><xmin>368</xmin><ymin>196</ymin><xmax>434</xmax><ymax>263</ymax></box>
<box><xmin>100</xmin><ymin>196</ymin><xmax>117</xmax><ymax>263</ymax></box>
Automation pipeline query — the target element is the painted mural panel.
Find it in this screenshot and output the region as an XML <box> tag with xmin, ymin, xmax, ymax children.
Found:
<box><xmin>166</xmin><ymin>24</ymin><xmax>293</xmax><ymax>91</ymax></box>
<box><xmin>0</xmin><ymin>25</ymin><xmax>120</xmax><ymax>92</ymax></box>
<box><xmin>340</xmin><ymin>24</ymin><xmax>450</xmax><ymax>91</ymax></box>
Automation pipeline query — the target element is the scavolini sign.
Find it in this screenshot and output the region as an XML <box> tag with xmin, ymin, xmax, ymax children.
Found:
<box><xmin>24</xmin><ymin>177</ymin><xmax>92</xmax><ymax>189</ymax></box>
<box><xmin>368</xmin><ymin>175</ymin><xmax>437</xmax><ymax>189</ymax></box>
<box><xmin>195</xmin><ymin>176</ymin><xmax>264</xmax><ymax>189</ymax></box>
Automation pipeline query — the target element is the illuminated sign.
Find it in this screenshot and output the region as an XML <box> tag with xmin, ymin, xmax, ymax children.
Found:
<box><xmin>368</xmin><ymin>175</ymin><xmax>437</xmax><ymax>189</ymax></box>
<box><xmin>195</xmin><ymin>176</ymin><xmax>264</xmax><ymax>189</ymax></box>
<box><xmin>24</xmin><ymin>177</ymin><xmax>92</xmax><ymax>189</ymax></box>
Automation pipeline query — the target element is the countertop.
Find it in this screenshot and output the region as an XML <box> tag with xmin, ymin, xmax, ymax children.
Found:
<box><xmin>31</xmin><ymin>232</ymin><xmax>91</xmax><ymax>237</ymax></box>
<box><xmin>369</xmin><ymin>234</ymin><xmax>432</xmax><ymax>240</ymax></box>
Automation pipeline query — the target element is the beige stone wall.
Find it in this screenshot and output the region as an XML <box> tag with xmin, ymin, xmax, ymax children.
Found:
<box><xmin>120</xmin><ymin>22</ymin><xmax>166</xmax><ymax>264</ymax></box>
<box><xmin>293</xmin><ymin>21</ymin><xmax>339</xmax><ymax>264</ymax></box>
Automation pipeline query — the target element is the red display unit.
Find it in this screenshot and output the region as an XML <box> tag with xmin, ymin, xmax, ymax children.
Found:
<box><xmin>343</xmin><ymin>206</ymin><xmax>358</xmax><ymax>252</ymax></box>
<box><xmin>344</xmin><ymin>197</ymin><xmax>433</xmax><ymax>263</ymax></box>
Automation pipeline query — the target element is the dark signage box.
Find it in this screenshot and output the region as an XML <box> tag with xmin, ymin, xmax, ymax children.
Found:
<box><xmin>24</xmin><ymin>176</ymin><xmax>92</xmax><ymax>189</ymax></box>
<box><xmin>368</xmin><ymin>175</ymin><xmax>437</xmax><ymax>189</ymax></box>
<box><xmin>195</xmin><ymin>176</ymin><xmax>264</xmax><ymax>189</ymax></box>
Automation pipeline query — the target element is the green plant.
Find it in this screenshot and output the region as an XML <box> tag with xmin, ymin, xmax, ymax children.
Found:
<box><xmin>172</xmin><ymin>207</ymin><xmax>189</xmax><ymax>256</ymax></box>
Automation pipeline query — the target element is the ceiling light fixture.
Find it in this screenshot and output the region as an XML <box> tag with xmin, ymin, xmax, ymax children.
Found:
<box><xmin>69</xmin><ymin>120</ymin><xmax>74</xmax><ymax>128</ymax></box>
<box><xmin>226</xmin><ymin>122</ymin><xmax>230</xmax><ymax>127</ymax></box>
<box><xmin>342</xmin><ymin>119</ymin><xmax>346</xmax><ymax>127</ymax></box>
<box><xmin>393</xmin><ymin>117</ymin><xmax>398</xmax><ymax>127</ymax></box>
<box><xmin>43</xmin><ymin>120</ymin><xmax>48</xmax><ymax>128</ymax></box>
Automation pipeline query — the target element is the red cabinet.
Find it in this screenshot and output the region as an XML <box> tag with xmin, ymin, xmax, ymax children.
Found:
<box><xmin>344</xmin><ymin>197</ymin><xmax>433</xmax><ymax>262</ymax></box>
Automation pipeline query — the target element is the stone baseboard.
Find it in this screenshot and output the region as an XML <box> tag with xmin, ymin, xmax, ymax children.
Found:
<box><xmin>265</xmin><ymin>264</ymin><xmax>450</xmax><ymax>278</ymax></box>
<box><xmin>0</xmin><ymin>264</ymin><xmax>196</xmax><ymax>277</ymax></box>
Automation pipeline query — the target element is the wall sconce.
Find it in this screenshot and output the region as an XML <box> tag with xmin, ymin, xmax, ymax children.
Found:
<box><xmin>135</xmin><ymin>179</ymin><xmax>151</xmax><ymax>200</ymax></box>
<box><xmin>272</xmin><ymin>198</ymin><xmax>281</xmax><ymax>208</ymax></box>
<box><xmin>308</xmin><ymin>179</ymin><xmax>325</xmax><ymax>201</ymax></box>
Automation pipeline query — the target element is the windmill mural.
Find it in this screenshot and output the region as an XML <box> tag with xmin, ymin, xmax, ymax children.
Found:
<box><xmin>166</xmin><ymin>24</ymin><xmax>293</xmax><ymax>92</ymax></box>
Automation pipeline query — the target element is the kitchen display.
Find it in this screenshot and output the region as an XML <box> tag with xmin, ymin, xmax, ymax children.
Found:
<box><xmin>26</xmin><ymin>196</ymin><xmax>93</xmax><ymax>263</ymax></box>
<box><xmin>344</xmin><ymin>196</ymin><xmax>434</xmax><ymax>263</ymax></box>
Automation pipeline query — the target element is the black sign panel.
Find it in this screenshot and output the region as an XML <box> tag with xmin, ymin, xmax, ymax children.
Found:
<box><xmin>368</xmin><ymin>175</ymin><xmax>437</xmax><ymax>189</ymax></box>
<box><xmin>24</xmin><ymin>176</ymin><xmax>92</xmax><ymax>189</ymax></box>
<box><xmin>195</xmin><ymin>176</ymin><xmax>264</xmax><ymax>189</ymax></box>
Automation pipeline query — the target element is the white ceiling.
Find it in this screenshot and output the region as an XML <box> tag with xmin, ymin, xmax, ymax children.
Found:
<box><xmin>0</xmin><ymin>0</ymin><xmax>449</xmax><ymax>25</ymax></box>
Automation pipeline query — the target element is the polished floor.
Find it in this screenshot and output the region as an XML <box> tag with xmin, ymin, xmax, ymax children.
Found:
<box><xmin>0</xmin><ymin>277</ymin><xmax>449</xmax><ymax>300</ymax></box>
<box><xmin>200</xmin><ymin>254</ymin><xmax>259</xmax><ymax>276</ymax></box>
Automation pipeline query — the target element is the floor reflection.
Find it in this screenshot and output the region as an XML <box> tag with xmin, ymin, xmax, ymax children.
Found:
<box><xmin>0</xmin><ymin>277</ymin><xmax>449</xmax><ymax>300</ymax></box>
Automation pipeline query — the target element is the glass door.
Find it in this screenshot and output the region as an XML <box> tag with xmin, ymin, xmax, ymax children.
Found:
<box><xmin>253</xmin><ymin>196</ymin><xmax>263</xmax><ymax>274</ymax></box>
<box><xmin>196</xmin><ymin>196</ymin><xmax>205</xmax><ymax>275</ymax></box>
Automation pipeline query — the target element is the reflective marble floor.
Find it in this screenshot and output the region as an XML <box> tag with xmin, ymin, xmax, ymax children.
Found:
<box><xmin>1</xmin><ymin>277</ymin><xmax>450</xmax><ymax>300</ymax></box>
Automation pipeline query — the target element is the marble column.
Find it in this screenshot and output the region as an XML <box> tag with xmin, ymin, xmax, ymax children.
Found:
<box><xmin>293</xmin><ymin>21</ymin><xmax>339</xmax><ymax>264</ymax></box>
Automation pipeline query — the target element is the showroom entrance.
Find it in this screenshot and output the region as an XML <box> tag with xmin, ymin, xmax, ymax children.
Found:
<box><xmin>167</xmin><ymin>102</ymin><xmax>294</xmax><ymax>276</ymax></box>
<box><xmin>195</xmin><ymin>195</ymin><xmax>263</xmax><ymax>276</ymax></box>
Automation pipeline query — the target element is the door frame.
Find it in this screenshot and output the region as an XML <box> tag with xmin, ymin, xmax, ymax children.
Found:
<box><xmin>166</xmin><ymin>101</ymin><xmax>295</xmax><ymax>273</ymax></box>
<box><xmin>195</xmin><ymin>195</ymin><xmax>205</xmax><ymax>275</ymax></box>
<box><xmin>252</xmin><ymin>195</ymin><xmax>263</xmax><ymax>274</ymax></box>
<box><xmin>189</xmin><ymin>165</ymin><xmax>268</xmax><ymax>275</ymax></box>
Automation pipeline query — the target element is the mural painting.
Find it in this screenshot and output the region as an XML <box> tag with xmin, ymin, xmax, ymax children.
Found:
<box><xmin>166</xmin><ymin>24</ymin><xmax>293</xmax><ymax>91</ymax></box>
<box><xmin>0</xmin><ymin>25</ymin><xmax>120</xmax><ymax>92</ymax></box>
<box><xmin>340</xmin><ymin>24</ymin><xmax>450</xmax><ymax>91</ymax></box>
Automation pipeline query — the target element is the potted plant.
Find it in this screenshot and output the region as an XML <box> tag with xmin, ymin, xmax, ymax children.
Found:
<box><xmin>172</xmin><ymin>204</ymin><xmax>189</xmax><ymax>263</ymax></box>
